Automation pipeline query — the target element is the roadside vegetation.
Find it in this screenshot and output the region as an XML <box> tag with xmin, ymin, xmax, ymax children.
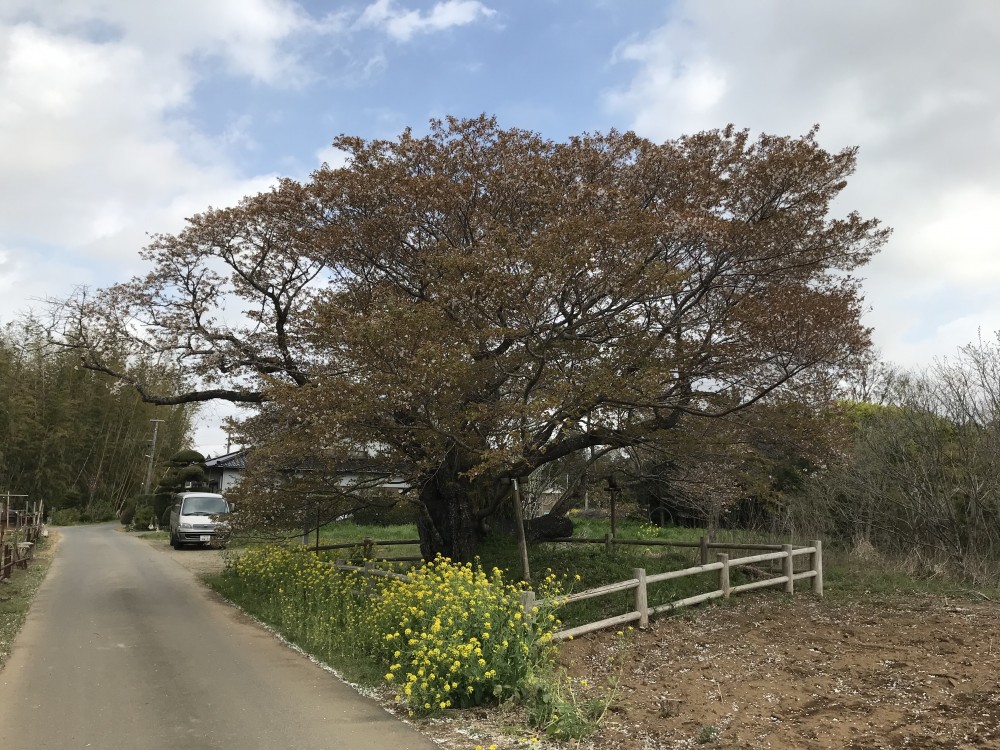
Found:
<box><xmin>0</xmin><ymin>536</ymin><xmax>56</xmax><ymax>668</ymax></box>
<box><xmin>210</xmin><ymin>547</ymin><xmax>615</xmax><ymax>739</ymax></box>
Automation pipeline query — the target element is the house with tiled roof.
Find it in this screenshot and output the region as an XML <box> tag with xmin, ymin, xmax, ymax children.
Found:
<box><xmin>203</xmin><ymin>449</ymin><xmax>247</xmax><ymax>493</ymax></box>
<box><xmin>203</xmin><ymin>448</ymin><xmax>411</xmax><ymax>494</ymax></box>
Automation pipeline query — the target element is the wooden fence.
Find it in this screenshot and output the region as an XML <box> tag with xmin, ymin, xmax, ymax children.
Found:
<box><xmin>547</xmin><ymin>533</ymin><xmax>787</xmax><ymax>565</ymax></box>
<box><xmin>316</xmin><ymin>533</ymin><xmax>780</xmax><ymax>567</ymax></box>
<box><xmin>316</xmin><ymin>537</ymin><xmax>423</xmax><ymax>563</ymax></box>
<box><xmin>522</xmin><ymin>540</ymin><xmax>823</xmax><ymax>641</ymax></box>
<box><xmin>316</xmin><ymin>533</ymin><xmax>824</xmax><ymax>642</ymax></box>
<box><xmin>0</xmin><ymin>497</ymin><xmax>45</xmax><ymax>581</ymax></box>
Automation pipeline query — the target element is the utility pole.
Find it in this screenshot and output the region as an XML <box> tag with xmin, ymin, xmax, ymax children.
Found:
<box><xmin>142</xmin><ymin>419</ymin><xmax>165</xmax><ymax>496</ymax></box>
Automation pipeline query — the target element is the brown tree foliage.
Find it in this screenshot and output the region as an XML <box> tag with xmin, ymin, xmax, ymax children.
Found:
<box><xmin>56</xmin><ymin>178</ymin><xmax>327</xmax><ymax>405</ymax></box>
<box><xmin>58</xmin><ymin>116</ymin><xmax>888</xmax><ymax>559</ymax></box>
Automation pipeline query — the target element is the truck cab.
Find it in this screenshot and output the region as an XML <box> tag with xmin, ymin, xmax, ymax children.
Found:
<box><xmin>169</xmin><ymin>492</ymin><xmax>230</xmax><ymax>549</ymax></box>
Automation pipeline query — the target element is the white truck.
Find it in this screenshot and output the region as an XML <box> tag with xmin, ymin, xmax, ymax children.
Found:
<box><xmin>169</xmin><ymin>492</ymin><xmax>231</xmax><ymax>549</ymax></box>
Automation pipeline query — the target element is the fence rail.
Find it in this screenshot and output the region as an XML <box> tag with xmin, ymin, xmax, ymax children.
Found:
<box><xmin>314</xmin><ymin>537</ymin><xmax>420</xmax><ymax>552</ymax></box>
<box><xmin>531</xmin><ymin>540</ymin><xmax>823</xmax><ymax>641</ymax></box>
<box><xmin>547</xmin><ymin>534</ymin><xmax>785</xmax><ymax>562</ymax></box>
<box><xmin>313</xmin><ymin>536</ymin><xmax>424</xmax><ymax>564</ymax></box>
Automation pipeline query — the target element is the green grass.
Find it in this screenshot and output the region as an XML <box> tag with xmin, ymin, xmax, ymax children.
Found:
<box><xmin>301</xmin><ymin>520</ymin><xmax>422</xmax><ymax>563</ymax></box>
<box><xmin>0</xmin><ymin>536</ymin><xmax>56</xmax><ymax>667</ymax></box>
<box><xmin>204</xmin><ymin>570</ymin><xmax>387</xmax><ymax>685</ymax></box>
<box><xmin>218</xmin><ymin>517</ymin><xmax>1000</xmax><ymax>638</ymax></box>
<box><xmin>565</xmin><ymin>515</ymin><xmax>704</xmax><ymax>542</ymax></box>
<box><xmin>208</xmin><ymin>569</ymin><xmax>390</xmax><ymax>686</ymax></box>
<box><xmin>315</xmin><ymin>521</ymin><xmax>419</xmax><ymax>543</ymax></box>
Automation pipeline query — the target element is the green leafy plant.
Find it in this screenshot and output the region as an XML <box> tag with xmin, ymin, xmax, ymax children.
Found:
<box><xmin>527</xmin><ymin>630</ymin><xmax>631</xmax><ymax>741</ymax></box>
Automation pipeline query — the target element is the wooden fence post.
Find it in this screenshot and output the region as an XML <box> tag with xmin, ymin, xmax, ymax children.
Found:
<box><xmin>699</xmin><ymin>535</ymin><xmax>709</xmax><ymax>566</ymax></box>
<box><xmin>520</xmin><ymin>590</ymin><xmax>536</xmax><ymax>623</ymax></box>
<box><xmin>718</xmin><ymin>553</ymin><xmax>730</xmax><ymax>599</ymax></box>
<box><xmin>811</xmin><ymin>540</ymin><xmax>824</xmax><ymax>596</ymax></box>
<box><xmin>605</xmin><ymin>533</ymin><xmax>613</xmax><ymax>555</ymax></box>
<box><xmin>362</xmin><ymin>537</ymin><xmax>374</xmax><ymax>560</ymax></box>
<box><xmin>633</xmin><ymin>568</ymin><xmax>649</xmax><ymax>628</ymax></box>
<box><xmin>782</xmin><ymin>544</ymin><xmax>794</xmax><ymax>594</ymax></box>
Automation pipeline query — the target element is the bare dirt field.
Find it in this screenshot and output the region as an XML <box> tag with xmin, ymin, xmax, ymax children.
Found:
<box><xmin>558</xmin><ymin>593</ymin><xmax>1000</xmax><ymax>750</ymax></box>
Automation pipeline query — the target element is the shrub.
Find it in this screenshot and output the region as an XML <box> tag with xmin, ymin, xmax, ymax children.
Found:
<box><xmin>373</xmin><ymin>557</ymin><xmax>564</xmax><ymax>713</ymax></box>
<box><xmin>50</xmin><ymin>507</ymin><xmax>82</xmax><ymax>526</ymax></box>
<box><xmin>87</xmin><ymin>502</ymin><xmax>117</xmax><ymax>523</ymax></box>
<box><xmin>119</xmin><ymin>506</ymin><xmax>135</xmax><ymax>527</ymax></box>
<box><xmin>130</xmin><ymin>503</ymin><xmax>155</xmax><ymax>530</ymax></box>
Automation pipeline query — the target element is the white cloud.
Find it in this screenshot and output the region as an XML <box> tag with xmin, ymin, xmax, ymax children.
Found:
<box><xmin>605</xmin><ymin>0</ymin><xmax>1000</xmax><ymax>366</ymax></box>
<box><xmin>0</xmin><ymin>23</ymin><xmax>276</xmax><ymax>264</ymax></box>
<box><xmin>0</xmin><ymin>0</ymin><xmax>339</xmax><ymax>85</ymax></box>
<box><xmin>0</xmin><ymin>0</ymin><xmax>334</xmax><ymax>324</ymax></box>
<box><xmin>358</xmin><ymin>0</ymin><xmax>495</xmax><ymax>42</ymax></box>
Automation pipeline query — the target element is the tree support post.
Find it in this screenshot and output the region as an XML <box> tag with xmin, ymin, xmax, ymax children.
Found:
<box><xmin>511</xmin><ymin>478</ymin><xmax>531</xmax><ymax>582</ymax></box>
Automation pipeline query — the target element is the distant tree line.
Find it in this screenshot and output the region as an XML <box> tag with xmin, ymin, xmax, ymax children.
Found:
<box><xmin>797</xmin><ymin>338</ymin><xmax>1000</xmax><ymax>582</ymax></box>
<box><xmin>0</xmin><ymin>320</ymin><xmax>192</xmax><ymax>522</ymax></box>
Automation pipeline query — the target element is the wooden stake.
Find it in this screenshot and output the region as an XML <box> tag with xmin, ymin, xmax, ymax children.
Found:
<box><xmin>520</xmin><ymin>589</ymin><xmax>536</xmax><ymax>621</ymax></box>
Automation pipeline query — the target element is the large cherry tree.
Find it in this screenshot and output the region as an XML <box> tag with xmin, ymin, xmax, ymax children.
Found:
<box><xmin>59</xmin><ymin>116</ymin><xmax>888</xmax><ymax>559</ymax></box>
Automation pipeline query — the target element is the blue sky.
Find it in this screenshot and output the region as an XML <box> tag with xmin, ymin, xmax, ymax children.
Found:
<box><xmin>184</xmin><ymin>1</ymin><xmax>653</xmax><ymax>172</ymax></box>
<box><xmin>2</xmin><ymin>0</ymin><xmax>999</xmax><ymax>453</ymax></box>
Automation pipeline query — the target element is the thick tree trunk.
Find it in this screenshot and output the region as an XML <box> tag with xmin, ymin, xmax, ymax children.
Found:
<box><xmin>415</xmin><ymin>447</ymin><xmax>507</xmax><ymax>561</ymax></box>
<box><xmin>417</xmin><ymin>476</ymin><xmax>482</xmax><ymax>561</ymax></box>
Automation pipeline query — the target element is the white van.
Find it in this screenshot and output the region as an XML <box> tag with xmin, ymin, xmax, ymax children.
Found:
<box><xmin>169</xmin><ymin>492</ymin><xmax>231</xmax><ymax>549</ymax></box>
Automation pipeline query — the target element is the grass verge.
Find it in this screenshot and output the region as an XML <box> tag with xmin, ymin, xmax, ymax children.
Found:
<box><xmin>205</xmin><ymin>569</ymin><xmax>387</xmax><ymax>686</ymax></box>
<box><xmin>0</xmin><ymin>535</ymin><xmax>57</xmax><ymax>668</ymax></box>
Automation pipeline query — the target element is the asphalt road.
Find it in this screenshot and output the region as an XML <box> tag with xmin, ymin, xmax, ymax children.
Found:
<box><xmin>0</xmin><ymin>524</ymin><xmax>438</xmax><ymax>750</ymax></box>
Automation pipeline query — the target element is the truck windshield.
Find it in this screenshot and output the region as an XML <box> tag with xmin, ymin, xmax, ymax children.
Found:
<box><xmin>182</xmin><ymin>496</ymin><xmax>229</xmax><ymax>515</ymax></box>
